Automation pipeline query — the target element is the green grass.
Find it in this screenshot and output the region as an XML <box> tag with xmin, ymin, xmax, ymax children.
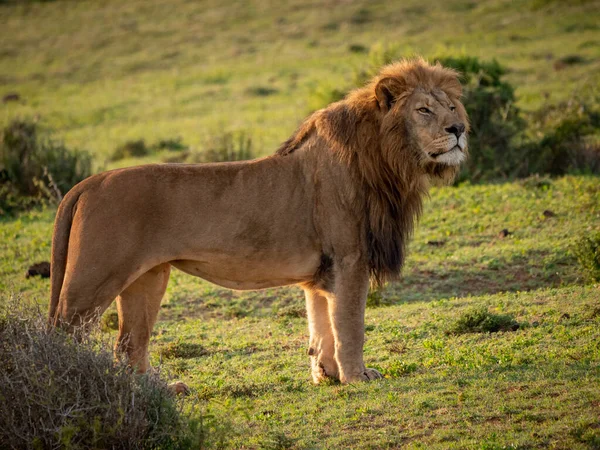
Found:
<box><xmin>1</xmin><ymin>0</ymin><xmax>600</xmax><ymax>447</ymax></box>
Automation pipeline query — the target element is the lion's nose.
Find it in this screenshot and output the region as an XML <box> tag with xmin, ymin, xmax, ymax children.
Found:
<box><xmin>445</xmin><ymin>123</ymin><xmax>465</xmax><ymax>137</ymax></box>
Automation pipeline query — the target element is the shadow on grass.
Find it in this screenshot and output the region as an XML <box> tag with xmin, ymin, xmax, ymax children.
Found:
<box><xmin>386</xmin><ymin>250</ymin><xmax>579</xmax><ymax>303</ymax></box>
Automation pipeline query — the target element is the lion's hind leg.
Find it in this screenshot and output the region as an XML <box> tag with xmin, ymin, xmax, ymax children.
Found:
<box><xmin>304</xmin><ymin>289</ymin><xmax>339</xmax><ymax>383</ymax></box>
<box><xmin>115</xmin><ymin>263</ymin><xmax>171</xmax><ymax>373</ymax></box>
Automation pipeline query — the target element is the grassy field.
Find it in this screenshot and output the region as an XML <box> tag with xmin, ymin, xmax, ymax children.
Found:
<box><xmin>2</xmin><ymin>0</ymin><xmax>600</xmax><ymax>448</ymax></box>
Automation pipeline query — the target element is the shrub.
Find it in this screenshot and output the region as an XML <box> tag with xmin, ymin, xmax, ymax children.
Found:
<box><xmin>447</xmin><ymin>307</ymin><xmax>520</xmax><ymax>334</ymax></box>
<box><xmin>159</xmin><ymin>341</ymin><xmax>208</xmax><ymax>359</ymax></box>
<box><xmin>522</xmin><ymin>95</ymin><xmax>600</xmax><ymax>176</ymax></box>
<box><xmin>386</xmin><ymin>360</ymin><xmax>418</xmax><ymax>377</ymax></box>
<box><xmin>0</xmin><ymin>119</ymin><xmax>92</xmax><ymax>214</ymax></box>
<box><xmin>110</xmin><ymin>139</ymin><xmax>150</xmax><ymax>161</ymax></box>
<box><xmin>573</xmin><ymin>232</ymin><xmax>600</xmax><ymax>282</ymax></box>
<box><xmin>187</xmin><ymin>131</ymin><xmax>254</xmax><ymax>163</ymax></box>
<box><xmin>434</xmin><ymin>56</ymin><xmax>527</xmax><ymax>182</ymax></box>
<box><xmin>245</xmin><ymin>86</ymin><xmax>278</xmax><ymax>97</ymax></box>
<box><xmin>0</xmin><ymin>299</ymin><xmax>190</xmax><ymax>450</ymax></box>
<box><xmin>155</xmin><ymin>137</ymin><xmax>187</xmax><ymax>152</ymax></box>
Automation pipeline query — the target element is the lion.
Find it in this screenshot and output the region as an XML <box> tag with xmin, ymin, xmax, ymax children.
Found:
<box><xmin>49</xmin><ymin>59</ymin><xmax>468</xmax><ymax>386</ymax></box>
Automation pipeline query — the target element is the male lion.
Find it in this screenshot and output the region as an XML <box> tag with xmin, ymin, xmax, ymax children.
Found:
<box><xmin>49</xmin><ymin>59</ymin><xmax>468</xmax><ymax>385</ymax></box>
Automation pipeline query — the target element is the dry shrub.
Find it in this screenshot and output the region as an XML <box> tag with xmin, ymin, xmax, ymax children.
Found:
<box><xmin>0</xmin><ymin>298</ymin><xmax>189</xmax><ymax>450</ymax></box>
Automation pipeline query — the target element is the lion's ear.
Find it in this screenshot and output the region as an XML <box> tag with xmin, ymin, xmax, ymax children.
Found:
<box><xmin>375</xmin><ymin>77</ymin><xmax>404</xmax><ymax>113</ymax></box>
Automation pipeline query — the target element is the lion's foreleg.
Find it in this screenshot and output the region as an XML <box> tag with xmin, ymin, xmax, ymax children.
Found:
<box><xmin>304</xmin><ymin>289</ymin><xmax>339</xmax><ymax>383</ymax></box>
<box><xmin>115</xmin><ymin>263</ymin><xmax>171</xmax><ymax>373</ymax></box>
<box><xmin>327</xmin><ymin>263</ymin><xmax>383</xmax><ymax>383</ymax></box>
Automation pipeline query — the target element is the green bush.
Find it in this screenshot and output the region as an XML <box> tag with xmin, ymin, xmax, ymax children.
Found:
<box><xmin>110</xmin><ymin>139</ymin><xmax>150</xmax><ymax>161</ymax></box>
<box><xmin>435</xmin><ymin>56</ymin><xmax>526</xmax><ymax>182</ymax></box>
<box><xmin>0</xmin><ymin>119</ymin><xmax>92</xmax><ymax>214</ymax></box>
<box><xmin>522</xmin><ymin>96</ymin><xmax>600</xmax><ymax>176</ymax></box>
<box><xmin>573</xmin><ymin>232</ymin><xmax>600</xmax><ymax>282</ymax></box>
<box><xmin>0</xmin><ymin>299</ymin><xmax>190</xmax><ymax>450</ymax></box>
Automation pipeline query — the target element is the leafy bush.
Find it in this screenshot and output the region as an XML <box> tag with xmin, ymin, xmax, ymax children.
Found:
<box><xmin>187</xmin><ymin>131</ymin><xmax>254</xmax><ymax>163</ymax></box>
<box><xmin>159</xmin><ymin>341</ymin><xmax>209</xmax><ymax>359</ymax></box>
<box><xmin>385</xmin><ymin>360</ymin><xmax>419</xmax><ymax>377</ymax></box>
<box><xmin>447</xmin><ymin>307</ymin><xmax>520</xmax><ymax>334</ymax></box>
<box><xmin>573</xmin><ymin>232</ymin><xmax>600</xmax><ymax>282</ymax></box>
<box><xmin>0</xmin><ymin>299</ymin><xmax>190</xmax><ymax>450</ymax></box>
<box><xmin>0</xmin><ymin>119</ymin><xmax>92</xmax><ymax>214</ymax></box>
<box><xmin>522</xmin><ymin>96</ymin><xmax>600</xmax><ymax>176</ymax></box>
<box><xmin>155</xmin><ymin>137</ymin><xmax>187</xmax><ymax>152</ymax></box>
<box><xmin>110</xmin><ymin>139</ymin><xmax>150</xmax><ymax>161</ymax></box>
<box><xmin>435</xmin><ymin>56</ymin><xmax>526</xmax><ymax>182</ymax></box>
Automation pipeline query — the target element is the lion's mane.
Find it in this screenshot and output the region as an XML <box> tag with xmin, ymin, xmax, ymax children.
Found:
<box><xmin>277</xmin><ymin>59</ymin><xmax>464</xmax><ymax>285</ymax></box>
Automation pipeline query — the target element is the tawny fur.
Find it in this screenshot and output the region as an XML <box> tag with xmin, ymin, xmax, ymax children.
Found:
<box><xmin>49</xmin><ymin>59</ymin><xmax>468</xmax><ymax>385</ymax></box>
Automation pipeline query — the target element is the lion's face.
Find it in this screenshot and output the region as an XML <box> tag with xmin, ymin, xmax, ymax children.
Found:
<box><xmin>403</xmin><ymin>89</ymin><xmax>468</xmax><ymax>167</ymax></box>
<box><xmin>374</xmin><ymin>68</ymin><xmax>469</xmax><ymax>171</ymax></box>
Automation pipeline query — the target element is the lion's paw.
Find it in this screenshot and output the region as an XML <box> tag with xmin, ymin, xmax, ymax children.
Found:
<box><xmin>363</xmin><ymin>368</ymin><xmax>383</xmax><ymax>381</ymax></box>
<box><xmin>168</xmin><ymin>381</ymin><xmax>190</xmax><ymax>396</ymax></box>
<box><xmin>311</xmin><ymin>360</ymin><xmax>339</xmax><ymax>384</ymax></box>
<box><xmin>341</xmin><ymin>367</ymin><xmax>384</xmax><ymax>384</ymax></box>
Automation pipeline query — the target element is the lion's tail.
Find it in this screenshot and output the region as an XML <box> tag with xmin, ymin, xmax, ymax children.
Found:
<box><xmin>48</xmin><ymin>190</ymin><xmax>80</xmax><ymax>326</ymax></box>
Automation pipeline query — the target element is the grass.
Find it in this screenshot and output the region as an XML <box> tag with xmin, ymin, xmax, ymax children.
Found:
<box><xmin>1</xmin><ymin>0</ymin><xmax>600</xmax><ymax>447</ymax></box>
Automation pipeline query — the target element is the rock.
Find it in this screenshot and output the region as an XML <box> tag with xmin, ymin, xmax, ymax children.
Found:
<box><xmin>498</xmin><ymin>229</ymin><xmax>512</xmax><ymax>238</ymax></box>
<box><xmin>25</xmin><ymin>261</ymin><xmax>50</xmax><ymax>279</ymax></box>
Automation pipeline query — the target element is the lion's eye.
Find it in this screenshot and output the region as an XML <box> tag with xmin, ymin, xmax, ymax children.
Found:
<box><xmin>450</xmin><ymin>105</ymin><xmax>456</xmax><ymax>111</ymax></box>
<box><xmin>417</xmin><ymin>107</ymin><xmax>431</xmax><ymax>114</ymax></box>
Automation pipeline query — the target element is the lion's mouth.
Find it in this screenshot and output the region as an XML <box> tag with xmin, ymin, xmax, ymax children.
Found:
<box><xmin>431</xmin><ymin>146</ymin><xmax>461</xmax><ymax>158</ymax></box>
<box><xmin>431</xmin><ymin>145</ymin><xmax>466</xmax><ymax>166</ymax></box>
<box><xmin>429</xmin><ymin>133</ymin><xmax>467</xmax><ymax>159</ymax></box>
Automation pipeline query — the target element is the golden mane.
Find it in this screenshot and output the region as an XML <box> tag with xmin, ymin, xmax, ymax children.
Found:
<box><xmin>277</xmin><ymin>59</ymin><xmax>465</xmax><ymax>285</ymax></box>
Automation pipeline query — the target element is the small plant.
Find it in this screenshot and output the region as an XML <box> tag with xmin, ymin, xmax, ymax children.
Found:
<box><xmin>366</xmin><ymin>288</ymin><xmax>388</xmax><ymax>308</ymax></box>
<box><xmin>447</xmin><ymin>306</ymin><xmax>520</xmax><ymax>334</ymax></box>
<box><xmin>0</xmin><ymin>119</ymin><xmax>92</xmax><ymax>214</ymax></box>
<box><xmin>276</xmin><ymin>303</ymin><xmax>306</xmax><ymax>318</ymax></box>
<box><xmin>110</xmin><ymin>139</ymin><xmax>149</xmax><ymax>161</ymax></box>
<box><xmin>573</xmin><ymin>232</ymin><xmax>600</xmax><ymax>282</ymax></box>
<box><xmin>159</xmin><ymin>341</ymin><xmax>208</xmax><ymax>359</ymax></box>
<box><xmin>386</xmin><ymin>360</ymin><xmax>418</xmax><ymax>377</ymax></box>
<box><xmin>188</xmin><ymin>131</ymin><xmax>254</xmax><ymax>163</ymax></box>
<box><xmin>154</xmin><ymin>137</ymin><xmax>187</xmax><ymax>152</ymax></box>
<box><xmin>101</xmin><ymin>310</ymin><xmax>119</xmax><ymax>331</ymax></box>
<box><xmin>245</xmin><ymin>86</ymin><xmax>278</xmax><ymax>97</ymax></box>
<box><xmin>262</xmin><ymin>430</ymin><xmax>295</xmax><ymax>450</ymax></box>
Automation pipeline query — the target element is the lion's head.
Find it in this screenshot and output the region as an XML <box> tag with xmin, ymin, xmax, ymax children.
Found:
<box><xmin>278</xmin><ymin>59</ymin><xmax>469</xmax><ymax>284</ymax></box>
<box><xmin>374</xmin><ymin>60</ymin><xmax>468</xmax><ymax>167</ymax></box>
